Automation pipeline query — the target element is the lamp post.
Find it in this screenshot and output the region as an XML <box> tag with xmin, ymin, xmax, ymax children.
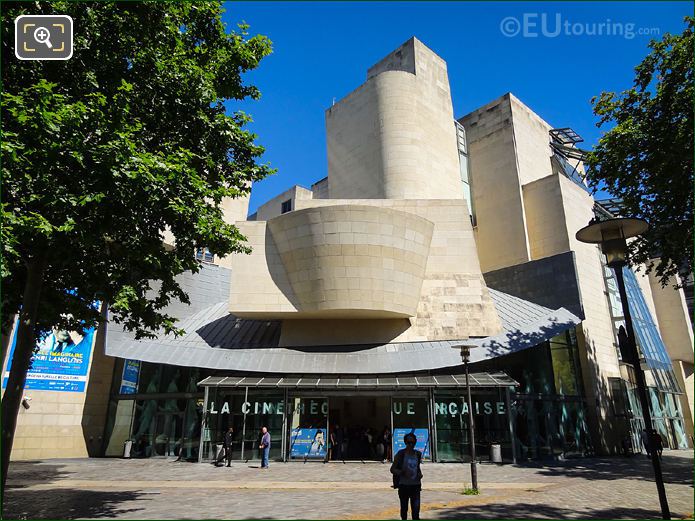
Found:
<box><xmin>576</xmin><ymin>217</ymin><xmax>670</xmax><ymax>520</ymax></box>
<box><xmin>452</xmin><ymin>342</ymin><xmax>478</xmax><ymax>491</ymax></box>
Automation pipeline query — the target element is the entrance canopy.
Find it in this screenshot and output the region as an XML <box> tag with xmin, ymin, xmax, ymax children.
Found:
<box><xmin>197</xmin><ymin>372</ymin><xmax>517</xmax><ymax>389</ymax></box>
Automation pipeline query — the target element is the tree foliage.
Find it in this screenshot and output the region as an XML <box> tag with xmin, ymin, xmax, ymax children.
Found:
<box><xmin>1</xmin><ymin>1</ymin><xmax>274</xmax><ymax>338</ymax></box>
<box><xmin>586</xmin><ymin>17</ymin><xmax>693</xmax><ymax>286</ymax></box>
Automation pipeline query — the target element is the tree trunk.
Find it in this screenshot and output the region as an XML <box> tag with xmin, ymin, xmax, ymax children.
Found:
<box><xmin>1</xmin><ymin>255</ymin><xmax>47</xmax><ymax>498</ymax></box>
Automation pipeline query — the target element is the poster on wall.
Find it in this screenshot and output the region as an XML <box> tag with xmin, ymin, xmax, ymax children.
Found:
<box><xmin>393</xmin><ymin>428</ymin><xmax>430</xmax><ymax>458</ymax></box>
<box><xmin>119</xmin><ymin>359</ymin><xmax>141</xmax><ymax>395</ymax></box>
<box><xmin>2</xmin><ymin>319</ymin><xmax>97</xmax><ymax>393</ymax></box>
<box><xmin>289</xmin><ymin>428</ymin><xmax>328</xmax><ymax>459</ymax></box>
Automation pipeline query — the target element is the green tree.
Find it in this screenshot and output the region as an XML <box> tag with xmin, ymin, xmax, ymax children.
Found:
<box><xmin>1</xmin><ymin>1</ymin><xmax>272</xmax><ymax>493</ymax></box>
<box><xmin>586</xmin><ymin>17</ymin><xmax>693</xmax><ymax>286</ymax></box>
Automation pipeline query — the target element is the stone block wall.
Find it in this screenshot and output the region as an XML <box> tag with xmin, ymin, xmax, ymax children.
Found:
<box><xmin>266</xmin><ymin>204</ymin><xmax>434</xmax><ymax>318</ymax></box>
<box><xmin>255</xmin><ymin>185</ymin><xmax>314</xmax><ymax>222</ymax></box>
<box><xmin>229</xmin><ymin>198</ymin><xmax>502</xmax><ymax>343</ymax></box>
<box><xmin>326</xmin><ymin>37</ymin><xmax>462</xmax><ymax>201</ymax></box>
<box><xmin>3</xmin><ymin>320</ymin><xmax>115</xmax><ymax>461</ymax></box>
<box><xmin>459</xmin><ymin>95</ymin><xmax>531</xmax><ymax>272</ymax></box>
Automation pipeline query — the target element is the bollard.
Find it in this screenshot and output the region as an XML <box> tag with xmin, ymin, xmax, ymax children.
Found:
<box><xmin>123</xmin><ymin>439</ymin><xmax>133</xmax><ymax>458</ymax></box>
<box><xmin>490</xmin><ymin>443</ymin><xmax>502</xmax><ymax>463</ymax></box>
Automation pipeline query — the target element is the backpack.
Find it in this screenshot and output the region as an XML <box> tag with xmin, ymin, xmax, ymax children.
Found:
<box><xmin>391</xmin><ymin>449</ymin><xmax>422</xmax><ymax>489</ymax></box>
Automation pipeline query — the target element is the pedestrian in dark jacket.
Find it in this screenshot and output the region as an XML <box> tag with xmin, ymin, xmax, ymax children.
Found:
<box><xmin>215</xmin><ymin>426</ymin><xmax>234</xmax><ymax>467</ymax></box>
<box><xmin>390</xmin><ymin>432</ymin><xmax>423</xmax><ymax>520</ymax></box>
<box><xmin>652</xmin><ymin>429</ymin><xmax>664</xmax><ymax>458</ymax></box>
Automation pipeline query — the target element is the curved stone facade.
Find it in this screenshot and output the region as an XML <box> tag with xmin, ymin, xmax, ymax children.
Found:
<box><xmin>267</xmin><ymin>204</ymin><xmax>433</xmax><ymax>317</ymax></box>
<box><xmin>326</xmin><ymin>38</ymin><xmax>462</xmax><ymax>201</ymax></box>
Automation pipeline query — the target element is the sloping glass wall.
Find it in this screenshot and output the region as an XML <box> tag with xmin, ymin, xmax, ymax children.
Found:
<box><xmin>601</xmin><ymin>263</ymin><xmax>688</xmax><ymax>449</ymax></box>
<box><xmin>473</xmin><ymin>328</ymin><xmax>591</xmax><ymax>460</ymax></box>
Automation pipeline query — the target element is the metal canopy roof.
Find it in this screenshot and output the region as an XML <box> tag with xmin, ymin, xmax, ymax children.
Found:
<box><xmin>198</xmin><ymin>372</ymin><xmax>517</xmax><ymax>389</ymax></box>
<box><xmin>105</xmin><ymin>264</ymin><xmax>582</xmax><ymax>375</ymax></box>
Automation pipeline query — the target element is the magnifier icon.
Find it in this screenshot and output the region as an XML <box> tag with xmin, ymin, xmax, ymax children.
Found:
<box><xmin>33</xmin><ymin>26</ymin><xmax>52</xmax><ymax>49</ymax></box>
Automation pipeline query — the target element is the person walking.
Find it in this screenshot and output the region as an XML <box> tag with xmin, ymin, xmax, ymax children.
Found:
<box><xmin>215</xmin><ymin>426</ymin><xmax>234</xmax><ymax>467</ymax></box>
<box><xmin>390</xmin><ymin>432</ymin><xmax>423</xmax><ymax>520</ymax></box>
<box><xmin>652</xmin><ymin>429</ymin><xmax>664</xmax><ymax>458</ymax></box>
<box><xmin>259</xmin><ymin>426</ymin><xmax>271</xmax><ymax>469</ymax></box>
<box><xmin>641</xmin><ymin>428</ymin><xmax>651</xmax><ymax>457</ymax></box>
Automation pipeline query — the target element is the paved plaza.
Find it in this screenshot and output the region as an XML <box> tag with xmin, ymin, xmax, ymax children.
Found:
<box><xmin>3</xmin><ymin>451</ymin><xmax>693</xmax><ymax>520</ymax></box>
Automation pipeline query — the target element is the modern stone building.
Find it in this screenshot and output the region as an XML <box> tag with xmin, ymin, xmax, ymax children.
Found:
<box><xmin>3</xmin><ymin>38</ymin><xmax>692</xmax><ymax>464</ymax></box>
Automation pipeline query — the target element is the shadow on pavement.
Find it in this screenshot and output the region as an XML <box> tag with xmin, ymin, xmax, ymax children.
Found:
<box><xmin>5</xmin><ymin>460</ymin><xmax>74</xmax><ymax>488</ymax></box>
<box><xmin>2</xmin><ymin>489</ymin><xmax>148</xmax><ymax>519</ymax></box>
<box><xmin>433</xmin><ymin>502</ymin><xmax>674</xmax><ymax>520</ymax></box>
<box><xmin>518</xmin><ymin>453</ymin><xmax>693</xmax><ymax>486</ymax></box>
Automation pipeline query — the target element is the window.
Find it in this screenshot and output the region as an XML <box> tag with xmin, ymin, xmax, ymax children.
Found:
<box><xmin>281</xmin><ymin>199</ymin><xmax>292</xmax><ymax>214</ymax></box>
<box><xmin>601</xmin><ymin>256</ymin><xmax>680</xmax><ymax>393</ymax></box>
<box><xmin>609</xmin><ymin>378</ymin><xmax>630</xmax><ymax>416</ymax></box>
<box><xmin>455</xmin><ymin>121</ymin><xmax>476</xmax><ymax>226</ymax></box>
<box><xmin>195</xmin><ymin>247</ymin><xmax>214</xmax><ymax>263</ymax></box>
<box><xmin>455</xmin><ymin>121</ymin><xmax>467</xmax><ymax>154</ymax></box>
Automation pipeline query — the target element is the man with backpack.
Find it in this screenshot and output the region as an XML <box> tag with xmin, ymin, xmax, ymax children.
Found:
<box><xmin>390</xmin><ymin>432</ymin><xmax>423</xmax><ymax>520</ymax></box>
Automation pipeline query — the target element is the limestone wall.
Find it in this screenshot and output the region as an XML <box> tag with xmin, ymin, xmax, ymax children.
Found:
<box><xmin>647</xmin><ymin>272</ymin><xmax>694</xmax><ymax>363</ymax></box>
<box><xmin>311</xmin><ymin>177</ymin><xmax>329</xmax><ymax>199</ymax></box>
<box><xmin>459</xmin><ymin>95</ymin><xmax>531</xmax><ymax>272</ymax></box>
<box><xmin>230</xmin><ymin>199</ymin><xmax>501</xmax><ymax>345</ymax></box>
<box><xmin>267</xmin><ymin>204</ymin><xmax>433</xmax><ymax>318</ymax></box>
<box><xmin>3</xmin><ymin>320</ymin><xmax>115</xmax><ymax>461</ymax></box>
<box><xmin>559</xmin><ymin>175</ymin><xmax>625</xmax><ymax>451</ymax></box>
<box><xmin>509</xmin><ymin>95</ymin><xmax>556</xmax><ymax>187</ymax></box>
<box><xmin>326</xmin><ymin>38</ymin><xmax>462</xmax><ymax>201</ymax></box>
<box><xmin>522</xmin><ymin>175</ymin><xmax>571</xmax><ymax>260</ymax></box>
<box><xmin>300</xmin><ymin>200</ymin><xmax>502</xmax><ymax>343</ymax></box>
<box><xmin>461</xmin><ymin>89</ymin><xmax>632</xmax><ymax>451</ymax></box>
<box><xmin>221</xmin><ymin>193</ymin><xmax>251</xmax><ymax>224</ymax></box>
<box><xmin>647</xmin><ymin>271</ymin><xmax>694</xmax><ymax>440</ymax></box>
<box><xmin>255</xmin><ymin>185</ymin><xmax>313</xmax><ymax>222</ymax></box>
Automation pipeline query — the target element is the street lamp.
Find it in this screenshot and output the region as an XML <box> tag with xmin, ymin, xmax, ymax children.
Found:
<box><xmin>452</xmin><ymin>341</ymin><xmax>478</xmax><ymax>491</ymax></box>
<box><xmin>576</xmin><ymin>217</ymin><xmax>670</xmax><ymax>520</ymax></box>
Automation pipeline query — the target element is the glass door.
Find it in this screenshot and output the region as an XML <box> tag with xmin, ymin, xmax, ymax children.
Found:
<box><xmin>391</xmin><ymin>397</ymin><xmax>431</xmax><ymax>459</ymax></box>
<box><xmin>288</xmin><ymin>397</ymin><xmax>329</xmax><ymax>461</ymax></box>
<box><xmin>153</xmin><ymin>408</ymin><xmax>183</xmax><ymax>457</ymax></box>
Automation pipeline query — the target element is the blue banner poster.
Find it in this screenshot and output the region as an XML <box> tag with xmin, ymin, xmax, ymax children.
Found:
<box><xmin>3</xmin><ymin>321</ymin><xmax>97</xmax><ymax>393</ymax></box>
<box><xmin>393</xmin><ymin>428</ymin><xmax>430</xmax><ymax>458</ymax></box>
<box><xmin>119</xmin><ymin>359</ymin><xmax>141</xmax><ymax>395</ymax></box>
<box><xmin>289</xmin><ymin>428</ymin><xmax>328</xmax><ymax>459</ymax></box>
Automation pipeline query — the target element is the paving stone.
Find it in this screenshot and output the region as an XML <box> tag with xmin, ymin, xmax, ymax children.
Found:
<box><xmin>3</xmin><ymin>450</ymin><xmax>693</xmax><ymax>519</ymax></box>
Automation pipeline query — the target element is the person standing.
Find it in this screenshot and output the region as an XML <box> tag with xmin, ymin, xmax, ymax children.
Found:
<box><xmin>215</xmin><ymin>426</ymin><xmax>234</xmax><ymax>467</ymax></box>
<box><xmin>259</xmin><ymin>426</ymin><xmax>271</xmax><ymax>469</ymax></box>
<box><xmin>328</xmin><ymin>425</ymin><xmax>336</xmax><ymax>462</ymax></box>
<box><xmin>390</xmin><ymin>432</ymin><xmax>423</xmax><ymax>520</ymax></box>
<box><xmin>382</xmin><ymin>426</ymin><xmax>393</xmax><ymax>462</ymax></box>
<box><xmin>335</xmin><ymin>424</ymin><xmax>344</xmax><ymax>461</ymax></box>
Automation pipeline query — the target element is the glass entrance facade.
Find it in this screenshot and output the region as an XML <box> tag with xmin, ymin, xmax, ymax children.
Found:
<box><xmin>288</xmin><ymin>397</ymin><xmax>329</xmax><ymax>460</ymax></box>
<box><xmin>392</xmin><ymin>397</ymin><xmax>431</xmax><ymax>459</ymax></box>
<box><xmin>102</xmin><ymin>361</ymin><xmax>208</xmax><ymax>460</ymax></box>
<box><xmin>196</xmin><ymin>389</ymin><xmax>519</xmax><ymax>463</ymax></box>
<box><xmin>103</xmin><ymin>328</ymin><xmax>616</xmax><ymax>463</ymax></box>
<box><xmin>201</xmin><ymin>390</ymin><xmax>285</xmax><ymax>462</ymax></box>
<box><xmin>434</xmin><ymin>389</ymin><xmax>512</xmax><ymax>461</ymax></box>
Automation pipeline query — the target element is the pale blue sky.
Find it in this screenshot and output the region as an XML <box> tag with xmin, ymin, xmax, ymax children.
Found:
<box><xmin>220</xmin><ymin>2</ymin><xmax>691</xmax><ymax>213</ymax></box>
